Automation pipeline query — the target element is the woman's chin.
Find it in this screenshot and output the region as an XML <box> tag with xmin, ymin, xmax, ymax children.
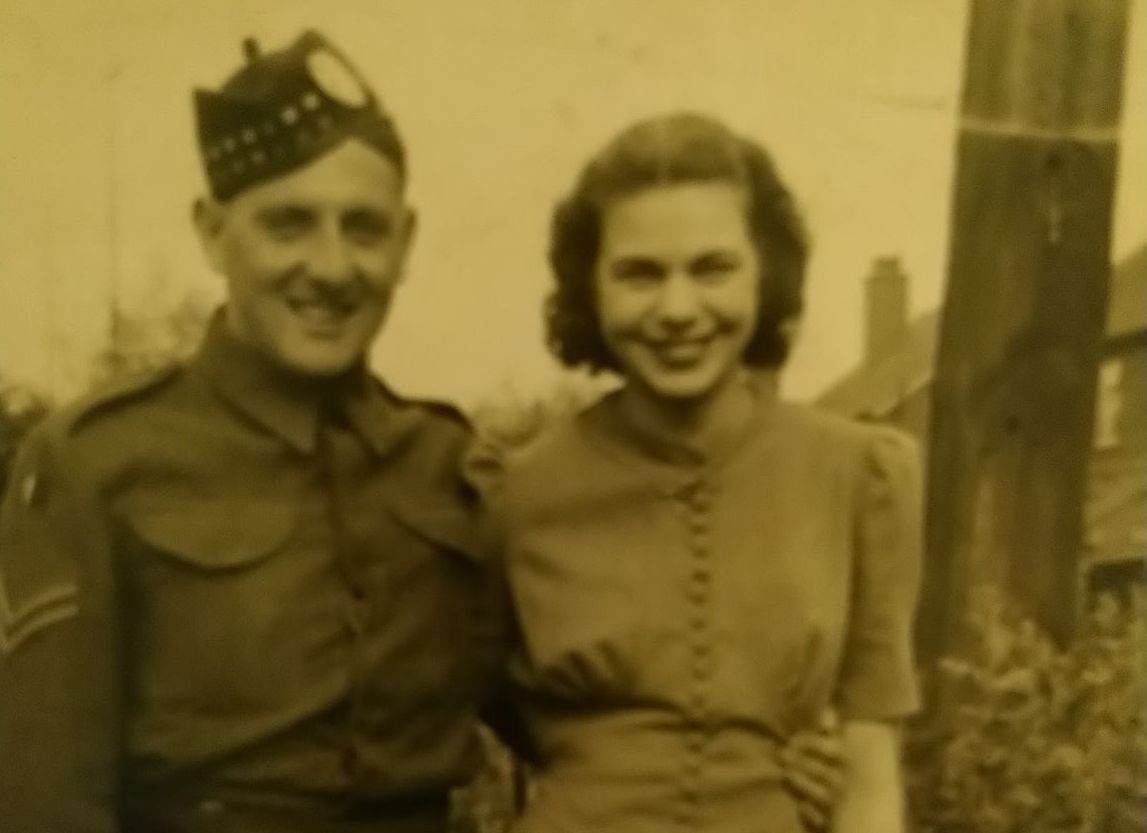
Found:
<box><xmin>633</xmin><ymin>373</ymin><xmax>725</xmax><ymax>408</ymax></box>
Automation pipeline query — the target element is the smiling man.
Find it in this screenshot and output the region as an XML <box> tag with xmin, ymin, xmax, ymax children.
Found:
<box><xmin>0</xmin><ymin>31</ymin><xmax>508</xmax><ymax>833</ymax></box>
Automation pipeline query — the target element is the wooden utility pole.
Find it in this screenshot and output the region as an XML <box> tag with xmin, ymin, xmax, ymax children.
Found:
<box><xmin>918</xmin><ymin>0</ymin><xmax>1131</xmax><ymax>664</ymax></box>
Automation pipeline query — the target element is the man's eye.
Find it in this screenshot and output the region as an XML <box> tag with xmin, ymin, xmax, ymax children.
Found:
<box><xmin>259</xmin><ymin>209</ymin><xmax>313</xmax><ymax>239</ymax></box>
<box><xmin>344</xmin><ymin>211</ymin><xmax>391</xmax><ymax>245</ymax></box>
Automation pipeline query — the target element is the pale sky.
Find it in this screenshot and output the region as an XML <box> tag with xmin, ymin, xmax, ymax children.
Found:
<box><xmin>1</xmin><ymin>0</ymin><xmax>1144</xmax><ymax>407</ymax></box>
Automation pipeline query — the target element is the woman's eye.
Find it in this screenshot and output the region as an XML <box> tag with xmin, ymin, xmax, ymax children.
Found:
<box><xmin>693</xmin><ymin>255</ymin><xmax>739</xmax><ymax>280</ymax></box>
<box><xmin>610</xmin><ymin>260</ymin><xmax>664</xmax><ymax>285</ymax></box>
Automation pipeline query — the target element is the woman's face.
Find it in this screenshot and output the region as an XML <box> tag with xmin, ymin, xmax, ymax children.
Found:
<box><xmin>594</xmin><ymin>181</ymin><xmax>761</xmax><ymax>405</ymax></box>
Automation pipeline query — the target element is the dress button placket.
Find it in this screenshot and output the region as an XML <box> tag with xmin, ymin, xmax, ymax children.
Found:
<box><xmin>679</xmin><ymin>477</ymin><xmax>713</xmax><ymax>827</ymax></box>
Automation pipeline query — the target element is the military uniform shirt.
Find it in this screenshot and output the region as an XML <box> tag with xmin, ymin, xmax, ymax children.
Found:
<box><xmin>0</xmin><ymin>318</ymin><xmax>506</xmax><ymax>833</ymax></box>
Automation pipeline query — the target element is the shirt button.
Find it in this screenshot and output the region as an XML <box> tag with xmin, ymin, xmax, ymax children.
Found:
<box><xmin>344</xmin><ymin>611</ymin><xmax>365</xmax><ymax>635</ymax></box>
<box><xmin>691</xmin><ymin>645</ymin><xmax>713</xmax><ymax>675</ymax></box>
<box><xmin>198</xmin><ymin>799</ymin><xmax>225</xmax><ymax>817</ymax></box>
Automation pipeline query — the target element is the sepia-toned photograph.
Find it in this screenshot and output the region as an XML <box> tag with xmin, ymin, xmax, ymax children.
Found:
<box><xmin>1</xmin><ymin>1</ymin><xmax>1144</xmax><ymax>831</ymax></box>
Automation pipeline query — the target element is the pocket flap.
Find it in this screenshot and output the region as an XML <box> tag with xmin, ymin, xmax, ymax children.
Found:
<box><xmin>389</xmin><ymin>495</ymin><xmax>487</xmax><ymax>563</ymax></box>
<box><xmin>126</xmin><ymin>497</ymin><xmax>298</xmax><ymax>570</ymax></box>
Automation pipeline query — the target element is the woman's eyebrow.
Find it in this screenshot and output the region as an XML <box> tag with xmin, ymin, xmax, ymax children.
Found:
<box><xmin>609</xmin><ymin>256</ymin><xmax>665</xmax><ymax>275</ymax></box>
<box><xmin>690</xmin><ymin>249</ymin><xmax>742</xmax><ymax>267</ymax></box>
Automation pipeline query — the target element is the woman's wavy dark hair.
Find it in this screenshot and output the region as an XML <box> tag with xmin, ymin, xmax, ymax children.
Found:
<box><xmin>546</xmin><ymin>112</ymin><xmax>810</xmax><ymax>372</ymax></box>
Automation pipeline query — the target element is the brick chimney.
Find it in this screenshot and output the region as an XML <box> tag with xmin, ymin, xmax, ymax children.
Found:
<box><xmin>865</xmin><ymin>256</ymin><xmax>908</xmax><ymax>363</ymax></box>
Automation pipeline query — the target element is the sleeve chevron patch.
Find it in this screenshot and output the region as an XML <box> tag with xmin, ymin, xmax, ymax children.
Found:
<box><xmin>0</xmin><ymin>578</ymin><xmax>79</xmax><ymax>655</ymax></box>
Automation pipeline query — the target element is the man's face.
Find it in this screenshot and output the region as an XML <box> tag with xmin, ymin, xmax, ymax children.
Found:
<box><xmin>196</xmin><ymin>138</ymin><xmax>414</xmax><ymax>377</ymax></box>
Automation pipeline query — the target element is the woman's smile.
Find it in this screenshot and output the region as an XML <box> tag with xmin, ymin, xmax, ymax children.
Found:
<box><xmin>594</xmin><ymin>182</ymin><xmax>761</xmax><ymax>404</ymax></box>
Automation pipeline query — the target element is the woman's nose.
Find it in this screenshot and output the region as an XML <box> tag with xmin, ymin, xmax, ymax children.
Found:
<box><xmin>654</xmin><ymin>272</ymin><xmax>703</xmax><ymax>324</ymax></box>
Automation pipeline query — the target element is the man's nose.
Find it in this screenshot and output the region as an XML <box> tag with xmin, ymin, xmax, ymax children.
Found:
<box><xmin>304</xmin><ymin>226</ymin><xmax>356</xmax><ymax>284</ymax></box>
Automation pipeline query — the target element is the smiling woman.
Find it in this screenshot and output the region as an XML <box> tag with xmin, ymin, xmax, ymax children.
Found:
<box><xmin>593</xmin><ymin>182</ymin><xmax>762</xmax><ymax>405</ymax></box>
<box><xmin>473</xmin><ymin>113</ymin><xmax>923</xmax><ymax>833</ymax></box>
<box><xmin>547</xmin><ymin>114</ymin><xmax>806</xmax><ymax>380</ymax></box>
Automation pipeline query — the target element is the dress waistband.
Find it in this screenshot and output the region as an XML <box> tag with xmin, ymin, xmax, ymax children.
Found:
<box><xmin>535</xmin><ymin>708</ymin><xmax>786</xmax><ymax>777</ymax></box>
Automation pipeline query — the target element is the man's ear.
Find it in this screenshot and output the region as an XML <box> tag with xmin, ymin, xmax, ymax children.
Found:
<box><xmin>394</xmin><ymin>205</ymin><xmax>419</xmax><ymax>285</ymax></box>
<box><xmin>192</xmin><ymin>197</ymin><xmax>228</xmax><ymax>275</ymax></box>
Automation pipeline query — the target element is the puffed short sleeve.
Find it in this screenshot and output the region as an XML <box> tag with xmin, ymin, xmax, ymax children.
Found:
<box><xmin>460</xmin><ymin>434</ymin><xmax>513</xmax><ymax>549</ymax></box>
<box><xmin>462</xmin><ymin>434</ymin><xmax>505</xmax><ymax>497</ymax></box>
<box><xmin>834</xmin><ymin>426</ymin><xmax>923</xmax><ymax>720</ymax></box>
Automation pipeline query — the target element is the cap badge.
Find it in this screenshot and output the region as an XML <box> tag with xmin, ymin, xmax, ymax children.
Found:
<box><xmin>306</xmin><ymin>48</ymin><xmax>367</xmax><ymax>108</ymax></box>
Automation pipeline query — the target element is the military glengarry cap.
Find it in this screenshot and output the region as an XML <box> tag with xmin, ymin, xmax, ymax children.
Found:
<box><xmin>194</xmin><ymin>30</ymin><xmax>405</xmax><ymax>201</ymax></box>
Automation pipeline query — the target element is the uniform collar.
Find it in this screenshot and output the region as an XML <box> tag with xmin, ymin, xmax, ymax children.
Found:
<box><xmin>341</xmin><ymin>371</ymin><xmax>426</xmax><ymax>460</ymax></box>
<box><xmin>192</xmin><ymin>311</ymin><xmax>415</xmax><ymax>458</ymax></box>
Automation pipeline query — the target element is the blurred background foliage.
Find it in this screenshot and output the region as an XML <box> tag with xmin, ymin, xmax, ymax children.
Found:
<box><xmin>906</xmin><ymin>587</ymin><xmax>1146</xmax><ymax>833</ymax></box>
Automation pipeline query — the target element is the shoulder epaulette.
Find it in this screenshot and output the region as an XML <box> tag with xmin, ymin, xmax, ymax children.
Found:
<box><xmin>373</xmin><ymin>379</ymin><xmax>471</xmax><ymax>429</ymax></box>
<box><xmin>65</xmin><ymin>362</ymin><xmax>183</xmax><ymax>435</ymax></box>
<box><xmin>415</xmin><ymin>398</ymin><xmax>471</xmax><ymax>428</ymax></box>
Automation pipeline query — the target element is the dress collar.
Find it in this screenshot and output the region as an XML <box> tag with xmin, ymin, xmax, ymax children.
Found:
<box><xmin>584</xmin><ymin>370</ymin><xmax>781</xmax><ymax>475</ymax></box>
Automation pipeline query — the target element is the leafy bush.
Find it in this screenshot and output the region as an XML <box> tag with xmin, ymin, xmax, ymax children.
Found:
<box><xmin>92</xmin><ymin>297</ymin><xmax>211</xmax><ymax>384</ymax></box>
<box><xmin>470</xmin><ymin>374</ymin><xmax>612</xmax><ymax>452</ymax></box>
<box><xmin>907</xmin><ymin>585</ymin><xmax>1146</xmax><ymax>833</ymax></box>
<box><xmin>1</xmin><ymin>299</ymin><xmax>211</xmax><ymax>499</ymax></box>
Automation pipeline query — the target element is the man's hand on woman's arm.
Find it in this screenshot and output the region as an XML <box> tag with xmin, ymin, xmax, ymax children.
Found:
<box><xmin>780</xmin><ymin>709</ymin><xmax>847</xmax><ymax>832</ymax></box>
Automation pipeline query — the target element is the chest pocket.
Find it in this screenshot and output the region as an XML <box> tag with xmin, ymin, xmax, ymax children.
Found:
<box><xmin>128</xmin><ymin>496</ymin><xmax>298</xmax><ymax>567</ymax></box>
<box><xmin>122</xmin><ymin>494</ymin><xmax>317</xmax><ymax>713</ymax></box>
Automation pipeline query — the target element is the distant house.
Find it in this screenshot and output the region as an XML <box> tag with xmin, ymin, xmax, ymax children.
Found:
<box><xmin>817</xmin><ymin>247</ymin><xmax>1147</xmax><ymax>590</ymax></box>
